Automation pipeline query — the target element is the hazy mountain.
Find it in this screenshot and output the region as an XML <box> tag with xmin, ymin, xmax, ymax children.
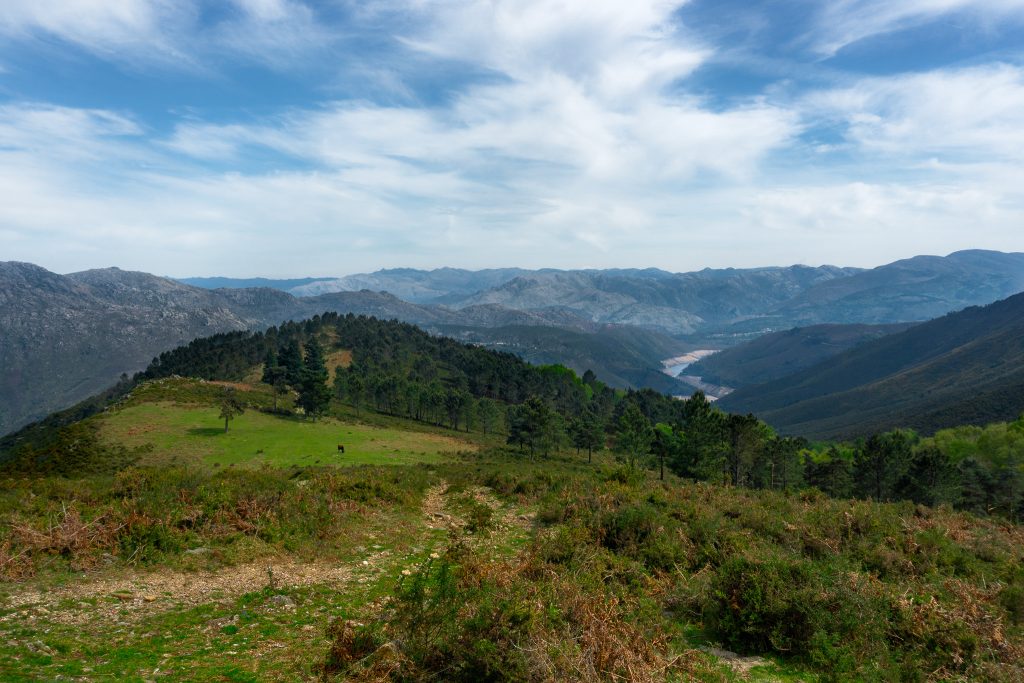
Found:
<box><xmin>718</xmin><ymin>291</ymin><xmax>1024</xmax><ymax>439</ymax></box>
<box><xmin>768</xmin><ymin>250</ymin><xmax>1024</xmax><ymax>326</ymax></box>
<box><xmin>287</xmin><ymin>267</ymin><xmax>536</xmax><ymax>302</ymax></box>
<box><xmin>182</xmin><ymin>250</ymin><xmax>1024</xmax><ymax>340</ymax></box>
<box><xmin>177</xmin><ymin>276</ymin><xmax>335</xmax><ymax>291</ymax></box>
<box><xmin>451</xmin><ymin>266</ymin><xmax>860</xmax><ymax>335</ymax></box>
<box><xmin>688</xmin><ymin>322</ymin><xmax>914</xmax><ymax>388</ymax></box>
<box><xmin>6</xmin><ymin>249</ymin><xmax>1024</xmax><ymax>437</ymax></box>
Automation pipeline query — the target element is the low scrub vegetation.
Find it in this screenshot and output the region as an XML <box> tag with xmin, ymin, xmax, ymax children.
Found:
<box><xmin>334</xmin><ymin>461</ymin><xmax>1024</xmax><ymax>682</ymax></box>
<box><xmin>0</xmin><ymin>464</ymin><xmax>429</xmax><ymax>580</ymax></box>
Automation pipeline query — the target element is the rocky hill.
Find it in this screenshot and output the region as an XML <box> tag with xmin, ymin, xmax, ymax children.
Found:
<box><xmin>0</xmin><ymin>263</ymin><xmax>265</xmax><ymax>436</ymax></box>
<box><xmin>766</xmin><ymin>250</ymin><xmax>1024</xmax><ymax>327</ymax></box>
<box><xmin>0</xmin><ymin>265</ymin><xmax>685</xmax><ymax>436</ymax></box>
<box><xmin>448</xmin><ymin>266</ymin><xmax>859</xmax><ymax>335</ymax></box>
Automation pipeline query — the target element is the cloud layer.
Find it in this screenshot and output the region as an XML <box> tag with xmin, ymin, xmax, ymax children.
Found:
<box><xmin>0</xmin><ymin>0</ymin><xmax>1022</xmax><ymax>275</ymax></box>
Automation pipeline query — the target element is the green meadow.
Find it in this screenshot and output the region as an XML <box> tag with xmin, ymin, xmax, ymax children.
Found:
<box><xmin>99</xmin><ymin>402</ymin><xmax>474</xmax><ymax>468</ymax></box>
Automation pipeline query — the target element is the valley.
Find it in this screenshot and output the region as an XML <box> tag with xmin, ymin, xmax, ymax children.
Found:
<box><xmin>660</xmin><ymin>350</ymin><xmax>733</xmax><ymax>400</ymax></box>
<box><xmin>5</xmin><ymin>249</ymin><xmax>1024</xmax><ymax>441</ymax></box>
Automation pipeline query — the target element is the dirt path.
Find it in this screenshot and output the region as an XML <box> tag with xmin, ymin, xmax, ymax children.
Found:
<box><xmin>1</xmin><ymin>482</ymin><xmax>528</xmax><ymax>629</ymax></box>
<box><xmin>0</xmin><ymin>553</ymin><xmax>390</xmax><ymax>627</ymax></box>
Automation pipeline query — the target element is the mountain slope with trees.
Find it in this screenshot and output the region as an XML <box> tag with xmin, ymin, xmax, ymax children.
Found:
<box><xmin>0</xmin><ymin>266</ymin><xmax>683</xmax><ymax>437</ymax></box>
<box><xmin>4</xmin><ymin>249</ymin><xmax>1023</xmax><ymax>437</ymax></box>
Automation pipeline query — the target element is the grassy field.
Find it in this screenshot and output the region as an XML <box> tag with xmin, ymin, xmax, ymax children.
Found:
<box><xmin>99</xmin><ymin>403</ymin><xmax>475</xmax><ymax>468</ymax></box>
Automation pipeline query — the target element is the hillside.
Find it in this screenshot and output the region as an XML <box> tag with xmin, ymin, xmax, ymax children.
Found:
<box><xmin>719</xmin><ymin>290</ymin><xmax>1024</xmax><ymax>438</ymax></box>
<box><xmin>1</xmin><ymin>318</ymin><xmax>1022</xmax><ymax>681</ymax></box>
<box><xmin>688</xmin><ymin>322</ymin><xmax>914</xmax><ymax>388</ymax></box>
<box><xmin>5</xmin><ymin>250</ymin><xmax>1024</xmax><ymax>437</ymax></box>
<box><xmin>0</xmin><ymin>263</ymin><xmax>264</xmax><ymax>438</ymax></box>
<box><xmin>436</xmin><ymin>323</ymin><xmax>688</xmax><ymax>394</ymax></box>
<box><xmin>0</xmin><ymin>266</ymin><xmax>681</xmax><ymax>437</ymax></box>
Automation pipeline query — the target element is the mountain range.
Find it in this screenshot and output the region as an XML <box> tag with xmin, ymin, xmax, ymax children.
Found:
<box><xmin>4</xmin><ymin>249</ymin><xmax>1024</xmax><ymax>438</ymax></box>
<box><xmin>0</xmin><ymin>263</ymin><xmax>686</xmax><ymax>436</ymax></box>
<box><xmin>686</xmin><ymin>322</ymin><xmax>915</xmax><ymax>389</ymax></box>
<box><xmin>178</xmin><ymin>250</ymin><xmax>1024</xmax><ymax>339</ymax></box>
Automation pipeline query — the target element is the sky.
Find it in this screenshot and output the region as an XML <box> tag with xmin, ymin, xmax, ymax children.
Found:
<box><xmin>0</xmin><ymin>0</ymin><xmax>1022</xmax><ymax>277</ymax></box>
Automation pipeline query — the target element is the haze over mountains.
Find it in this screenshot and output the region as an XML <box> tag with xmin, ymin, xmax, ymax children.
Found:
<box><xmin>4</xmin><ymin>249</ymin><xmax>1024</xmax><ymax>438</ymax></box>
<box><xmin>181</xmin><ymin>250</ymin><xmax>1024</xmax><ymax>338</ymax></box>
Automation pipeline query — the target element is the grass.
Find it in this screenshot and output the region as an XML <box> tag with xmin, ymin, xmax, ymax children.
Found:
<box><xmin>0</xmin><ymin>460</ymin><xmax>545</xmax><ymax>681</ymax></box>
<box><xmin>3</xmin><ymin>376</ymin><xmax>1022</xmax><ymax>681</ymax></box>
<box><xmin>99</xmin><ymin>403</ymin><xmax>474</xmax><ymax>468</ymax></box>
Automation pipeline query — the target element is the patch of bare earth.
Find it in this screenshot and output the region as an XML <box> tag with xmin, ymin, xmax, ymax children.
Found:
<box><xmin>422</xmin><ymin>482</ymin><xmax>532</xmax><ymax>540</ymax></box>
<box><xmin>701</xmin><ymin>646</ymin><xmax>769</xmax><ymax>677</ymax></box>
<box><xmin>1</xmin><ymin>551</ymin><xmax>395</xmax><ymax>627</ymax></box>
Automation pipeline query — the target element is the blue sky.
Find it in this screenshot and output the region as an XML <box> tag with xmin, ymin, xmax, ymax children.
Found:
<box><xmin>0</xmin><ymin>0</ymin><xmax>1022</xmax><ymax>277</ymax></box>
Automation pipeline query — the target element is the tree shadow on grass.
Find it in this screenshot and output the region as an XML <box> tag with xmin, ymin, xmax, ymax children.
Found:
<box><xmin>187</xmin><ymin>427</ymin><xmax>225</xmax><ymax>437</ymax></box>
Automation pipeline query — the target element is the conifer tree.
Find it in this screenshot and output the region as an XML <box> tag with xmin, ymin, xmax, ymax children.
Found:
<box><xmin>279</xmin><ymin>339</ymin><xmax>304</xmax><ymax>387</ymax></box>
<box><xmin>297</xmin><ymin>339</ymin><xmax>331</xmax><ymax>421</ymax></box>
<box><xmin>615</xmin><ymin>403</ymin><xmax>654</xmax><ymax>469</ymax></box>
<box><xmin>261</xmin><ymin>348</ymin><xmax>279</xmax><ymax>384</ymax></box>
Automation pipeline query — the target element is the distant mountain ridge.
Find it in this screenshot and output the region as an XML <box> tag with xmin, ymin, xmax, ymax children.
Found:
<box><xmin>718</xmin><ymin>290</ymin><xmax>1024</xmax><ymax>439</ymax></box>
<box><xmin>287</xmin><ymin>267</ymin><xmax>538</xmax><ymax>302</ymax></box>
<box><xmin>176</xmin><ymin>276</ymin><xmax>335</xmax><ymax>292</ymax></box>
<box><xmin>187</xmin><ymin>250</ymin><xmax>1024</xmax><ymax>339</ymax></box>
<box><xmin>0</xmin><ymin>264</ymin><xmax>687</xmax><ymax>436</ymax></box>
<box><xmin>5</xmin><ymin>249</ymin><xmax>1024</xmax><ymax>437</ymax></box>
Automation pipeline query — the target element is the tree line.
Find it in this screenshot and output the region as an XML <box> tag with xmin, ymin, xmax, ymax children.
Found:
<box><xmin>4</xmin><ymin>311</ymin><xmax>1021</xmax><ymax>520</ymax></box>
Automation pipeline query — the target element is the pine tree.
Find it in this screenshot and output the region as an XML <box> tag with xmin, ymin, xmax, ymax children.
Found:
<box><xmin>279</xmin><ymin>339</ymin><xmax>304</xmax><ymax>387</ymax></box>
<box><xmin>260</xmin><ymin>348</ymin><xmax>279</xmax><ymax>384</ymax></box>
<box><xmin>614</xmin><ymin>403</ymin><xmax>654</xmax><ymax>469</ymax></box>
<box><xmin>297</xmin><ymin>339</ymin><xmax>331</xmax><ymax>421</ymax></box>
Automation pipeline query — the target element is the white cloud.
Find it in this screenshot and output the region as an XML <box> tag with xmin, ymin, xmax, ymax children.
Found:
<box><xmin>213</xmin><ymin>0</ymin><xmax>334</xmax><ymax>69</ymax></box>
<box><xmin>0</xmin><ymin>0</ymin><xmax>332</xmax><ymax>70</ymax></box>
<box><xmin>0</xmin><ymin>0</ymin><xmax>195</xmax><ymax>65</ymax></box>
<box><xmin>735</xmin><ymin>178</ymin><xmax>1024</xmax><ymax>265</ymax></box>
<box><xmin>1</xmin><ymin>1</ymin><xmax>1023</xmax><ymax>275</ymax></box>
<box><xmin>812</xmin><ymin>0</ymin><xmax>1024</xmax><ymax>56</ymax></box>
<box><xmin>0</xmin><ymin>104</ymin><xmax>145</xmax><ymax>165</ymax></box>
<box><xmin>400</xmin><ymin>0</ymin><xmax>706</xmax><ymax>100</ymax></box>
<box><xmin>805</xmin><ymin>64</ymin><xmax>1024</xmax><ymax>161</ymax></box>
